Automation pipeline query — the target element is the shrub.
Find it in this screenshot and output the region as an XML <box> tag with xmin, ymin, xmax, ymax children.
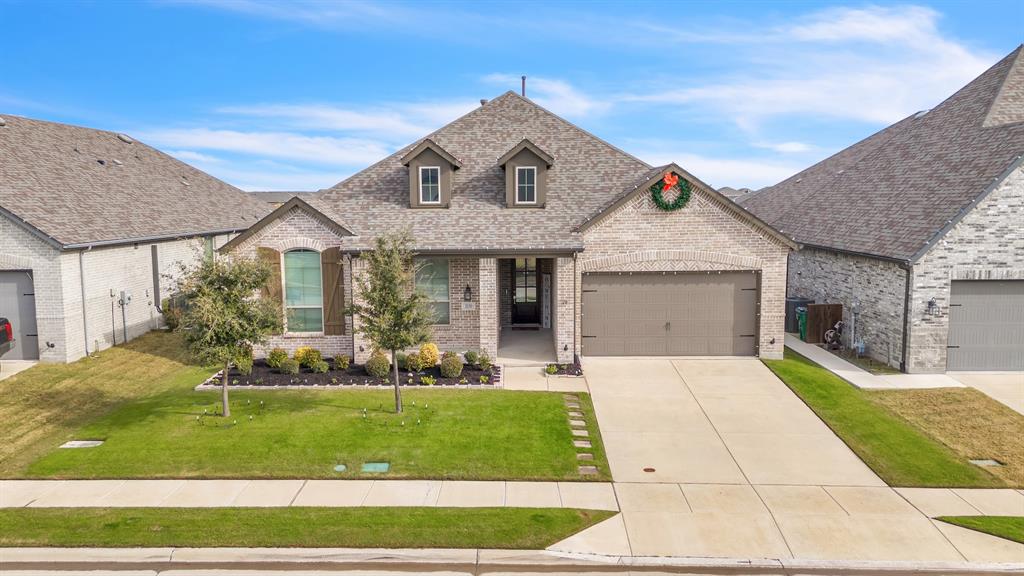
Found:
<box><xmin>478</xmin><ymin>351</ymin><xmax>492</xmax><ymax>371</ymax></box>
<box><xmin>479</xmin><ymin>374</ymin><xmax>489</xmax><ymax>384</ymax></box>
<box><xmin>440</xmin><ymin>354</ymin><xmax>463</xmax><ymax>378</ymax></box>
<box><xmin>420</xmin><ymin>375</ymin><xmax>437</xmax><ymax>386</ymax></box>
<box><xmin>418</xmin><ymin>343</ymin><xmax>440</xmax><ymax>367</ymax></box>
<box><xmin>266</xmin><ymin>348</ymin><xmax>289</xmax><ymax>369</ymax></box>
<box><xmin>294</xmin><ymin>346</ymin><xmax>323</xmax><ymax>368</ymax></box>
<box><xmin>279</xmin><ymin>358</ymin><xmax>300</xmax><ymax>375</ymax></box>
<box><xmin>162</xmin><ymin>304</ymin><xmax>183</xmax><ymax>331</ymax></box>
<box><xmin>463</xmin><ymin>350</ymin><xmax>479</xmax><ymax>366</ymax></box>
<box><xmin>310</xmin><ymin>360</ymin><xmax>330</xmax><ymax>374</ymax></box>
<box><xmin>396</xmin><ymin>352</ymin><xmax>408</xmax><ymax>370</ymax></box>
<box><xmin>234</xmin><ymin>351</ymin><xmax>254</xmax><ymax>376</ymax></box>
<box><xmin>333</xmin><ymin>354</ymin><xmax>351</xmax><ymax>370</ymax></box>
<box><xmin>405</xmin><ymin>352</ymin><xmax>424</xmax><ymax>373</ymax></box>
<box><xmin>545</xmin><ymin>363</ymin><xmax>558</xmax><ymax>375</ymax></box>
<box><xmin>365</xmin><ymin>351</ymin><xmax>391</xmax><ymax>379</ymax></box>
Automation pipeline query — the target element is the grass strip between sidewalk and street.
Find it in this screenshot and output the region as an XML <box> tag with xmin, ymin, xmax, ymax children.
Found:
<box><xmin>0</xmin><ymin>507</ymin><xmax>614</xmax><ymax>549</ymax></box>
<box><xmin>763</xmin><ymin>348</ymin><xmax>1006</xmax><ymax>488</ymax></box>
<box><xmin>937</xmin><ymin>516</ymin><xmax>1024</xmax><ymax>544</ymax></box>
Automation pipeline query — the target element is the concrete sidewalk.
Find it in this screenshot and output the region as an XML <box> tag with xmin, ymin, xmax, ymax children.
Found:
<box><xmin>0</xmin><ymin>479</ymin><xmax>618</xmax><ymax>510</ymax></box>
<box><xmin>785</xmin><ymin>335</ymin><xmax>966</xmax><ymax>390</ymax></box>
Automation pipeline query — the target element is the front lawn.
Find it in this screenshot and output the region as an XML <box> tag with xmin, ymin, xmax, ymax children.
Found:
<box><xmin>24</xmin><ymin>375</ymin><xmax>608</xmax><ymax>481</ymax></box>
<box><xmin>764</xmin><ymin>349</ymin><xmax>1005</xmax><ymax>488</ymax></box>
<box><xmin>938</xmin><ymin>516</ymin><xmax>1024</xmax><ymax>544</ymax></box>
<box><xmin>0</xmin><ymin>507</ymin><xmax>612</xmax><ymax>549</ymax></box>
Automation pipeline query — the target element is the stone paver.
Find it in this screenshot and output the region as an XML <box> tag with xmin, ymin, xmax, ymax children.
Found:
<box><xmin>161</xmin><ymin>480</ymin><xmax>250</xmax><ymax>507</ymax></box>
<box><xmin>435</xmin><ymin>481</ymin><xmax>505</xmax><ymax>507</ymax></box>
<box><xmin>231</xmin><ymin>480</ymin><xmax>305</xmax><ymax>507</ymax></box>
<box><xmin>505</xmin><ymin>481</ymin><xmax>561</xmax><ymax>508</ymax></box>
<box><xmin>952</xmin><ymin>488</ymin><xmax>1024</xmax><ymax>516</ymax></box>
<box><xmin>291</xmin><ymin>480</ymin><xmax>373</xmax><ymax>506</ymax></box>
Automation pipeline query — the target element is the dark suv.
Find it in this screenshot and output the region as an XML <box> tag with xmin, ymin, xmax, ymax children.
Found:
<box><xmin>0</xmin><ymin>317</ymin><xmax>13</xmax><ymax>358</ymax></box>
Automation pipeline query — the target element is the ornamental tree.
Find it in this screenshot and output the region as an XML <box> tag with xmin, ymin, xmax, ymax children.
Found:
<box><xmin>177</xmin><ymin>256</ymin><xmax>282</xmax><ymax>417</ymax></box>
<box><xmin>348</xmin><ymin>230</ymin><xmax>433</xmax><ymax>413</ymax></box>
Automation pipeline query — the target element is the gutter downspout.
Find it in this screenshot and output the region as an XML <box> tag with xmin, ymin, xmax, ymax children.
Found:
<box><xmin>79</xmin><ymin>249</ymin><xmax>90</xmax><ymax>356</ymax></box>
<box><xmin>900</xmin><ymin>263</ymin><xmax>912</xmax><ymax>373</ymax></box>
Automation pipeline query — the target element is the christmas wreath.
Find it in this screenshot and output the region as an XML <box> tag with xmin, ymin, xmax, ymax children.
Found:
<box><xmin>650</xmin><ymin>171</ymin><xmax>691</xmax><ymax>211</ymax></box>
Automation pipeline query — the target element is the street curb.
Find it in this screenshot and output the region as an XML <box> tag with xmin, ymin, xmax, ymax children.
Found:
<box><xmin>1</xmin><ymin>547</ymin><xmax>1022</xmax><ymax>574</ymax></box>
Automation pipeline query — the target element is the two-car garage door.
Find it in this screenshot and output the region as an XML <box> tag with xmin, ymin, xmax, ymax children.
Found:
<box><xmin>581</xmin><ymin>271</ymin><xmax>759</xmax><ymax>356</ymax></box>
<box><xmin>947</xmin><ymin>280</ymin><xmax>1024</xmax><ymax>371</ymax></box>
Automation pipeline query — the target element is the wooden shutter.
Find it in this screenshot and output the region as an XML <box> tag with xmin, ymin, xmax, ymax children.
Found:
<box><xmin>257</xmin><ymin>247</ymin><xmax>283</xmax><ymax>334</ymax></box>
<box><xmin>322</xmin><ymin>247</ymin><xmax>346</xmax><ymax>335</ymax></box>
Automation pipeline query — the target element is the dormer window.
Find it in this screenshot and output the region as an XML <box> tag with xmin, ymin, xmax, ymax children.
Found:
<box><xmin>516</xmin><ymin>167</ymin><xmax>536</xmax><ymax>204</ymax></box>
<box><xmin>419</xmin><ymin>166</ymin><xmax>441</xmax><ymax>204</ymax></box>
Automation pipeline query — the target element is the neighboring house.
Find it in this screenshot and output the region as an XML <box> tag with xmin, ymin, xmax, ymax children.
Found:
<box><xmin>249</xmin><ymin>191</ymin><xmax>321</xmax><ymax>207</ymax></box>
<box><xmin>742</xmin><ymin>45</ymin><xmax>1024</xmax><ymax>373</ymax></box>
<box><xmin>222</xmin><ymin>91</ymin><xmax>796</xmax><ymax>365</ymax></box>
<box><xmin>718</xmin><ymin>186</ymin><xmax>755</xmax><ymax>201</ymax></box>
<box><xmin>0</xmin><ymin>115</ymin><xmax>271</xmax><ymax>363</ymax></box>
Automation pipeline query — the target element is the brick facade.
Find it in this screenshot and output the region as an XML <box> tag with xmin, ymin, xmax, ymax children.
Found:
<box><xmin>577</xmin><ymin>188</ymin><xmax>791</xmax><ymax>359</ymax></box>
<box><xmin>787</xmin><ymin>248</ymin><xmax>907</xmax><ymax>368</ymax></box>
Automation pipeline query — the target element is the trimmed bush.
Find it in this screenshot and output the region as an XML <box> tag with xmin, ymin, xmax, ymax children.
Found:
<box><xmin>333</xmin><ymin>354</ymin><xmax>351</xmax><ymax>370</ymax></box>
<box><xmin>418</xmin><ymin>343</ymin><xmax>440</xmax><ymax>367</ymax></box>
<box><xmin>463</xmin><ymin>350</ymin><xmax>479</xmax><ymax>366</ymax></box>
<box><xmin>478</xmin><ymin>351</ymin><xmax>492</xmax><ymax>371</ymax></box>
<box><xmin>266</xmin><ymin>348</ymin><xmax>289</xmax><ymax>369</ymax></box>
<box><xmin>405</xmin><ymin>352</ymin><xmax>424</xmax><ymax>373</ymax></box>
<box><xmin>365</xmin><ymin>351</ymin><xmax>391</xmax><ymax>379</ymax></box>
<box><xmin>294</xmin><ymin>346</ymin><xmax>323</xmax><ymax>368</ymax></box>
<box><xmin>234</xmin><ymin>351</ymin><xmax>254</xmax><ymax>376</ymax></box>
<box><xmin>420</xmin><ymin>375</ymin><xmax>437</xmax><ymax>386</ymax></box>
<box><xmin>545</xmin><ymin>364</ymin><xmax>558</xmax><ymax>375</ymax></box>
<box><xmin>279</xmin><ymin>358</ymin><xmax>300</xmax><ymax>375</ymax></box>
<box><xmin>440</xmin><ymin>354</ymin><xmax>463</xmax><ymax>378</ymax></box>
<box><xmin>310</xmin><ymin>360</ymin><xmax>330</xmax><ymax>374</ymax></box>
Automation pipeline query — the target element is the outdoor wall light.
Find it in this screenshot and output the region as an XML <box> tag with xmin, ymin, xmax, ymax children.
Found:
<box><xmin>926</xmin><ymin>298</ymin><xmax>939</xmax><ymax>316</ymax></box>
<box><xmin>464</xmin><ymin>285</ymin><xmax>473</xmax><ymax>302</ymax></box>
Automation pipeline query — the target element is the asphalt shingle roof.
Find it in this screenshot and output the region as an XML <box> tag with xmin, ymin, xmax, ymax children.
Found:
<box><xmin>315</xmin><ymin>91</ymin><xmax>652</xmax><ymax>251</ymax></box>
<box><xmin>742</xmin><ymin>45</ymin><xmax>1024</xmax><ymax>262</ymax></box>
<box><xmin>0</xmin><ymin>115</ymin><xmax>270</xmax><ymax>247</ymax></box>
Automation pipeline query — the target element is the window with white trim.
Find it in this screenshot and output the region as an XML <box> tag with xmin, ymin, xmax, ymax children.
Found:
<box><xmin>283</xmin><ymin>249</ymin><xmax>323</xmax><ymax>332</ymax></box>
<box><xmin>415</xmin><ymin>257</ymin><xmax>450</xmax><ymax>324</ymax></box>
<box><xmin>516</xmin><ymin>166</ymin><xmax>536</xmax><ymax>204</ymax></box>
<box><xmin>419</xmin><ymin>166</ymin><xmax>441</xmax><ymax>204</ymax></box>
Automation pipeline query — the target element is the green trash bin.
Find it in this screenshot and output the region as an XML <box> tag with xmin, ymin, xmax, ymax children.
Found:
<box><xmin>796</xmin><ymin>307</ymin><xmax>808</xmax><ymax>342</ymax></box>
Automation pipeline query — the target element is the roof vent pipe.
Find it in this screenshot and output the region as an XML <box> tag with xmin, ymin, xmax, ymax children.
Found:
<box><xmin>0</xmin><ymin>117</ymin><xmax>6</xmax><ymax>127</ymax></box>
<box><xmin>480</xmin><ymin>99</ymin><xmax>488</xmax><ymax>106</ymax></box>
<box><xmin>117</xmin><ymin>133</ymin><xmax>134</xmax><ymax>144</ymax></box>
<box><xmin>521</xmin><ymin>75</ymin><xmax>526</xmax><ymax>97</ymax></box>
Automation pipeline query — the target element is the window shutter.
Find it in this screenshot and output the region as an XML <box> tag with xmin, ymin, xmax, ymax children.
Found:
<box><xmin>257</xmin><ymin>247</ymin><xmax>283</xmax><ymax>334</ymax></box>
<box><xmin>322</xmin><ymin>247</ymin><xmax>345</xmax><ymax>335</ymax></box>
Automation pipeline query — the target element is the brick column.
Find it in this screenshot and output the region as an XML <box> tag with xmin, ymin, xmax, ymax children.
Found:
<box><xmin>554</xmin><ymin>256</ymin><xmax>575</xmax><ymax>363</ymax></box>
<box><xmin>349</xmin><ymin>255</ymin><xmax>373</xmax><ymax>364</ymax></box>
<box><xmin>478</xmin><ymin>257</ymin><xmax>498</xmax><ymax>359</ymax></box>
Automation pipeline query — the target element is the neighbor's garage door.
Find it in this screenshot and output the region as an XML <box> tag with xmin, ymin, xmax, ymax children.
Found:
<box><xmin>0</xmin><ymin>270</ymin><xmax>40</xmax><ymax>361</ymax></box>
<box><xmin>947</xmin><ymin>280</ymin><xmax>1024</xmax><ymax>371</ymax></box>
<box><xmin>581</xmin><ymin>271</ymin><xmax>759</xmax><ymax>356</ymax></box>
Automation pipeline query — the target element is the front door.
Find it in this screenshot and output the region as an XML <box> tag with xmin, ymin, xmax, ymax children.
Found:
<box><xmin>512</xmin><ymin>257</ymin><xmax>539</xmax><ymax>324</ymax></box>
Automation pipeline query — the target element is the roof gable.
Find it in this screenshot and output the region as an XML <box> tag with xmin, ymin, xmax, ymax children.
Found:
<box><xmin>497</xmin><ymin>138</ymin><xmax>554</xmax><ymax>168</ymax></box>
<box><xmin>399</xmin><ymin>138</ymin><xmax>462</xmax><ymax>169</ymax></box>
<box><xmin>220</xmin><ymin>196</ymin><xmax>354</xmax><ymax>253</ymax></box>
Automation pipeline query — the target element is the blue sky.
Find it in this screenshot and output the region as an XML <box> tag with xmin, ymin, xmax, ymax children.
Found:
<box><xmin>1</xmin><ymin>1</ymin><xmax>1021</xmax><ymax>191</ymax></box>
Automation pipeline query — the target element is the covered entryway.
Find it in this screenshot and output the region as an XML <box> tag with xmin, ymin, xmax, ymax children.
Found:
<box><xmin>581</xmin><ymin>271</ymin><xmax>759</xmax><ymax>356</ymax></box>
<box><xmin>0</xmin><ymin>270</ymin><xmax>40</xmax><ymax>360</ymax></box>
<box><xmin>947</xmin><ymin>280</ymin><xmax>1024</xmax><ymax>371</ymax></box>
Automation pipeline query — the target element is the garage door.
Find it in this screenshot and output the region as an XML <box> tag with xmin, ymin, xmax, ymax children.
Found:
<box><xmin>0</xmin><ymin>270</ymin><xmax>40</xmax><ymax>361</ymax></box>
<box><xmin>581</xmin><ymin>271</ymin><xmax>759</xmax><ymax>356</ymax></box>
<box><xmin>947</xmin><ymin>280</ymin><xmax>1024</xmax><ymax>371</ymax></box>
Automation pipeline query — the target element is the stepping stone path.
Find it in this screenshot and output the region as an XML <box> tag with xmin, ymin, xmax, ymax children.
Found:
<box><xmin>562</xmin><ymin>394</ymin><xmax>598</xmax><ymax>477</ymax></box>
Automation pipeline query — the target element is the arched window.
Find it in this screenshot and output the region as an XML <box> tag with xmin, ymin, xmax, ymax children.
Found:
<box><xmin>283</xmin><ymin>249</ymin><xmax>323</xmax><ymax>332</ymax></box>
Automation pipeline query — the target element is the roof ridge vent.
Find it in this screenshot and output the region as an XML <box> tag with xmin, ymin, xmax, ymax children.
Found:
<box><xmin>0</xmin><ymin>117</ymin><xmax>6</xmax><ymax>127</ymax></box>
<box><xmin>112</xmin><ymin>159</ymin><xmax>123</xmax><ymax>166</ymax></box>
<box><xmin>914</xmin><ymin>109</ymin><xmax>930</xmax><ymax>119</ymax></box>
<box><xmin>117</xmin><ymin>133</ymin><xmax>134</xmax><ymax>144</ymax></box>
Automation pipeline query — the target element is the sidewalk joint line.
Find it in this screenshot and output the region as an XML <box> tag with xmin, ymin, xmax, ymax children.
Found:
<box><xmin>288</xmin><ymin>479</ymin><xmax>307</xmax><ymax>507</ymax></box>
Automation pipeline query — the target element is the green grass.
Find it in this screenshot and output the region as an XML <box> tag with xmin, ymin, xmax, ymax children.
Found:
<box><xmin>763</xmin><ymin>348</ymin><xmax>1004</xmax><ymax>488</ymax></box>
<box><xmin>938</xmin><ymin>516</ymin><xmax>1024</xmax><ymax>544</ymax></box>
<box><xmin>0</xmin><ymin>507</ymin><xmax>613</xmax><ymax>549</ymax></box>
<box><xmin>16</xmin><ymin>333</ymin><xmax>608</xmax><ymax>480</ymax></box>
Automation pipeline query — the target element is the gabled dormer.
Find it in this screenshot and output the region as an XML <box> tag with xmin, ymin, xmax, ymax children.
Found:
<box><xmin>498</xmin><ymin>138</ymin><xmax>554</xmax><ymax>208</ymax></box>
<box><xmin>401</xmin><ymin>138</ymin><xmax>462</xmax><ymax>208</ymax></box>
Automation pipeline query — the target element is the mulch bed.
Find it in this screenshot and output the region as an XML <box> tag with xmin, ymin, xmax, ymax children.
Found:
<box><xmin>212</xmin><ymin>359</ymin><xmax>500</xmax><ymax>388</ymax></box>
<box><xmin>546</xmin><ymin>356</ymin><xmax>584</xmax><ymax>377</ymax></box>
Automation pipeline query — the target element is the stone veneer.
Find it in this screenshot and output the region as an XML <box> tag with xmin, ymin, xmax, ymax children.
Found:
<box><xmin>905</xmin><ymin>164</ymin><xmax>1024</xmax><ymax>372</ymax></box>
<box><xmin>787</xmin><ymin>248</ymin><xmax>907</xmax><ymax>368</ymax></box>
<box><xmin>577</xmin><ymin>188</ymin><xmax>791</xmax><ymax>360</ymax></box>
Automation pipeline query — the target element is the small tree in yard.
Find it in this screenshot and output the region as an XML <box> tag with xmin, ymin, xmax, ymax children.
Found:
<box><xmin>348</xmin><ymin>231</ymin><xmax>433</xmax><ymax>413</ymax></box>
<box><xmin>178</xmin><ymin>257</ymin><xmax>282</xmax><ymax>417</ymax></box>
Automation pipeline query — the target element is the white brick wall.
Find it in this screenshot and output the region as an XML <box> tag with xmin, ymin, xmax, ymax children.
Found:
<box><xmin>1</xmin><ymin>215</ymin><xmax>66</xmax><ymax>362</ymax></box>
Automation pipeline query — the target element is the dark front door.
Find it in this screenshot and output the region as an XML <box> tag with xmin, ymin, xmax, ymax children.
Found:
<box><xmin>512</xmin><ymin>257</ymin><xmax>539</xmax><ymax>324</ymax></box>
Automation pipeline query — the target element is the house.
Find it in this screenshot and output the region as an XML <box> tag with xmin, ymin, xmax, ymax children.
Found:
<box><xmin>742</xmin><ymin>45</ymin><xmax>1024</xmax><ymax>372</ymax></box>
<box><xmin>248</xmin><ymin>191</ymin><xmax>321</xmax><ymax>207</ymax></box>
<box><xmin>0</xmin><ymin>115</ymin><xmax>271</xmax><ymax>362</ymax></box>
<box><xmin>221</xmin><ymin>91</ymin><xmax>796</xmax><ymax>365</ymax></box>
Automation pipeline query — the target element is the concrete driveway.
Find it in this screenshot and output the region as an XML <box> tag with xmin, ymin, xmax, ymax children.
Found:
<box><xmin>585</xmin><ymin>357</ymin><xmax>883</xmax><ymax>486</ymax></box>
<box><xmin>950</xmin><ymin>372</ymin><xmax>1024</xmax><ymax>415</ymax></box>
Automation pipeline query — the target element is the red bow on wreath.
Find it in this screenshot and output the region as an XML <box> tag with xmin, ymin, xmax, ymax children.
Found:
<box><xmin>662</xmin><ymin>172</ymin><xmax>679</xmax><ymax>192</ymax></box>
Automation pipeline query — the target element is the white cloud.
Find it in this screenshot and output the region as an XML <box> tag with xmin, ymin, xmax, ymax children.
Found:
<box><xmin>166</xmin><ymin>149</ymin><xmax>222</xmax><ymax>163</ymax></box>
<box><xmin>171</xmin><ymin>0</ymin><xmax>405</xmax><ymax>28</ymax></box>
<box><xmin>483</xmin><ymin>74</ymin><xmax>610</xmax><ymax>118</ymax></box>
<box><xmin>633</xmin><ymin>145</ymin><xmax>802</xmax><ymax>190</ymax></box>
<box><xmin>752</xmin><ymin>141</ymin><xmax>814</xmax><ymax>153</ymax></box>
<box><xmin>139</xmin><ymin>128</ymin><xmax>391</xmax><ymax>166</ymax></box>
